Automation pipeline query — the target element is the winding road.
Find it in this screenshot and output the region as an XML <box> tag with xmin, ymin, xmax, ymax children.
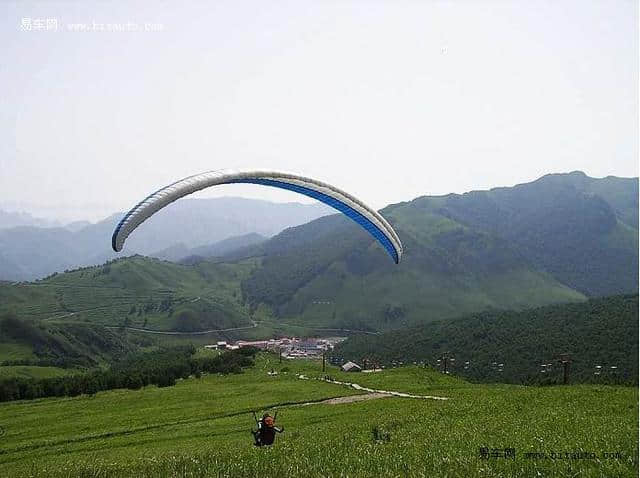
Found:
<box><xmin>105</xmin><ymin>320</ymin><xmax>258</xmax><ymax>335</ymax></box>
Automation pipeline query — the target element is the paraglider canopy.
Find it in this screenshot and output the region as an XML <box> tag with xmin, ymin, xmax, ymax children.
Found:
<box><xmin>111</xmin><ymin>169</ymin><xmax>403</xmax><ymax>264</ymax></box>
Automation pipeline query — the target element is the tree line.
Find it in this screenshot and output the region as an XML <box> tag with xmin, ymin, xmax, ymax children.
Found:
<box><xmin>0</xmin><ymin>345</ymin><xmax>259</xmax><ymax>402</ymax></box>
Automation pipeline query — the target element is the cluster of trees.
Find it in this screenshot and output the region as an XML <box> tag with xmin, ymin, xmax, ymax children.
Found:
<box><xmin>0</xmin><ymin>345</ymin><xmax>259</xmax><ymax>402</ymax></box>
<box><xmin>333</xmin><ymin>295</ymin><xmax>638</xmax><ymax>386</ymax></box>
<box><xmin>127</xmin><ymin>296</ymin><xmax>177</xmax><ymax>318</ymax></box>
<box><xmin>172</xmin><ymin>298</ymin><xmax>245</xmax><ymax>332</ymax></box>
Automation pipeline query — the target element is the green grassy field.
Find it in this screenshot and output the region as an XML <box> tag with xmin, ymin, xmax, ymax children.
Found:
<box><xmin>0</xmin><ymin>366</ymin><xmax>71</xmax><ymax>380</ymax></box>
<box><xmin>0</xmin><ymin>343</ymin><xmax>34</xmax><ymax>363</ymax></box>
<box><xmin>0</xmin><ymin>353</ymin><xmax>636</xmax><ymax>477</ymax></box>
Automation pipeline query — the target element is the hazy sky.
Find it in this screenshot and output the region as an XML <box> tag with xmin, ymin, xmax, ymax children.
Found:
<box><xmin>1</xmin><ymin>1</ymin><xmax>637</xmax><ymax>222</ymax></box>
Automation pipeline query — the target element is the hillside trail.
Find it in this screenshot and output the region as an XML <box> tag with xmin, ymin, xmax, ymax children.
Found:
<box><xmin>296</xmin><ymin>374</ymin><xmax>449</xmax><ymax>401</ymax></box>
<box><xmin>105</xmin><ymin>319</ymin><xmax>258</xmax><ymax>335</ymax></box>
<box><xmin>296</xmin><ymin>392</ymin><xmax>390</xmax><ymax>406</ymax></box>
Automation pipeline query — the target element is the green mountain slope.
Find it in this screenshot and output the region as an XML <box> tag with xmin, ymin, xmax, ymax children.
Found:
<box><xmin>437</xmin><ymin>171</ymin><xmax>638</xmax><ymax>296</ymax></box>
<box><xmin>239</xmin><ymin>172</ymin><xmax>636</xmax><ymax>330</ymax></box>
<box><xmin>333</xmin><ymin>294</ymin><xmax>639</xmax><ymax>384</ymax></box>
<box><xmin>538</xmin><ymin>171</ymin><xmax>638</xmax><ymax>229</ymax></box>
<box><xmin>248</xmin><ymin>217</ymin><xmax>584</xmax><ymax>331</ymax></box>
<box><xmin>0</xmin><ymin>256</ymin><xmax>263</xmax><ymax>370</ymax></box>
<box><xmin>0</xmin><ymin>256</ymin><xmax>256</xmax><ymax>334</ymax></box>
<box><xmin>1</xmin><ymin>172</ymin><xmax>636</xmax><ymax>351</ymax></box>
<box><xmin>0</xmin><ymin>313</ymin><xmax>135</xmax><ymax>368</ymax></box>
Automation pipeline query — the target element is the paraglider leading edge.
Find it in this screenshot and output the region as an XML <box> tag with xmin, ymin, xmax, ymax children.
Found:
<box><xmin>111</xmin><ymin>169</ymin><xmax>403</xmax><ymax>264</ymax></box>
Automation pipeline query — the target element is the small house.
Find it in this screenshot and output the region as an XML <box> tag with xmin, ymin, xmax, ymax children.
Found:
<box><xmin>341</xmin><ymin>361</ymin><xmax>362</xmax><ymax>372</ymax></box>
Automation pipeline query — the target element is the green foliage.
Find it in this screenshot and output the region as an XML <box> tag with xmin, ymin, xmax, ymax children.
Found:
<box><xmin>0</xmin><ymin>365</ymin><xmax>70</xmax><ymax>380</ymax></box>
<box><xmin>334</xmin><ymin>295</ymin><xmax>639</xmax><ymax>385</ymax></box>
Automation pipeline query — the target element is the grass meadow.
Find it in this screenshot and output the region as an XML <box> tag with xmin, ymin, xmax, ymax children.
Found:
<box><xmin>0</xmin><ymin>353</ymin><xmax>636</xmax><ymax>477</ymax></box>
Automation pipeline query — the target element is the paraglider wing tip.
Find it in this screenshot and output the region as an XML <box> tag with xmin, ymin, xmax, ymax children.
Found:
<box><xmin>111</xmin><ymin>232</ymin><xmax>121</xmax><ymax>253</ymax></box>
<box><xmin>393</xmin><ymin>247</ymin><xmax>402</xmax><ymax>264</ymax></box>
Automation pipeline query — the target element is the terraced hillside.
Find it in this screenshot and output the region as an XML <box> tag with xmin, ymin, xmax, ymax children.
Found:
<box><xmin>0</xmin><ymin>256</ymin><xmax>256</xmax><ymax>331</ymax></box>
<box><xmin>0</xmin><ymin>257</ymin><xmax>260</xmax><ymax>372</ymax></box>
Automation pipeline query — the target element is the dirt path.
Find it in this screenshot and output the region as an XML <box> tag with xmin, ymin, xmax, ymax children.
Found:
<box><xmin>265</xmin><ymin>320</ymin><xmax>380</xmax><ymax>335</ymax></box>
<box><xmin>105</xmin><ymin>320</ymin><xmax>258</xmax><ymax>335</ymax></box>
<box><xmin>298</xmin><ymin>392</ymin><xmax>390</xmax><ymax>406</ymax></box>
<box><xmin>297</xmin><ymin>374</ymin><xmax>450</xmax><ymax>401</ymax></box>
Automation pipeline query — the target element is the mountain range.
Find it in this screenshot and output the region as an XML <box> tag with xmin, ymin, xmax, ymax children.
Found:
<box><xmin>238</xmin><ymin>171</ymin><xmax>638</xmax><ymax>330</ymax></box>
<box><xmin>0</xmin><ymin>198</ymin><xmax>331</xmax><ymax>281</ymax></box>
<box><xmin>0</xmin><ymin>210</ymin><xmax>63</xmax><ymax>230</ymax></box>
<box><xmin>0</xmin><ymin>171</ymin><xmax>637</xmax><ymax>337</ymax></box>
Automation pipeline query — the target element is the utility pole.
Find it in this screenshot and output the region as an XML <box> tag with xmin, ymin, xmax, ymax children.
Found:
<box><xmin>322</xmin><ymin>351</ymin><xmax>326</xmax><ymax>372</ymax></box>
<box><xmin>279</xmin><ymin>347</ymin><xmax>282</xmax><ymax>364</ymax></box>
<box><xmin>555</xmin><ymin>353</ymin><xmax>571</xmax><ymax>385</ymax></box>
<box><xmin>439</xmin><ymin>352</ymin><xmax>450</xmax><ymax>374</ymax></box>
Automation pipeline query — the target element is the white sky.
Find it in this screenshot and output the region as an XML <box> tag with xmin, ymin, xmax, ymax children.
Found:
<box><xmin>0</xmin><ymin>1</ymin><xmax>637</xmax><ymax>222</ymax></box>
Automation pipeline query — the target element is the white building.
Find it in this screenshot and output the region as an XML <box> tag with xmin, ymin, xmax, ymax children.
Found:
<box><xmin>341</xmin><ymin>361</ymin><xmax>362</xmax><ymax>372</ymax></box>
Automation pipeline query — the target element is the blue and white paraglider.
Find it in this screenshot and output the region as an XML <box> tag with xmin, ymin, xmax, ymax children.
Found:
<box><xmin>111</xmin><ymin>169</ymin><xmax>403</xmax><ymax>264</ymax></box>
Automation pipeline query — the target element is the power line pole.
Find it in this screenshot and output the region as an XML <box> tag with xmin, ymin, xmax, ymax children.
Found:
<box><xmin>439</xmin><ymin>352</ymin><xmax>450</xmax><ymax>374</ymax></box>
<box><xmin>555</xmin><ymin>353</ymin><xmax>571</xmax><ymax>384</ymax></box>
<box><xmin>322</xmin><ymin>351</ymin><xmax>326</xmax><ymax>372</ymax></box>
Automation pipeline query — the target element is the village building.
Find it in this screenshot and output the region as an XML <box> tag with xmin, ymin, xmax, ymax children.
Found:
<box><xmin>341</xmin><ymin>361</ymin><xmax>362</xmax><ymax>372</ymax></box>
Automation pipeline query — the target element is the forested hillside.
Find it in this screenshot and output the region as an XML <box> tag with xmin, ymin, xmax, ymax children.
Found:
<box><xmin>240</xmin><ymin>172</ymin><xmax>636</xmax><ymax>330</ymax></box>
<box><xmin>333</xmin><ymin>294</ymin><xmax>639</xmax><ymax>385</ymax></box>
<box><xmin>437</xmin><ymin>171</ymin><xmax>638</xmax><ymax>296</ymax></box>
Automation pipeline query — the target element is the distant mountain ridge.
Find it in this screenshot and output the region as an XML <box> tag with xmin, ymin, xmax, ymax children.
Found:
<box><xmin>0</xmin><ymin>198</ymin><xmax>332</xmax><ymax>281</ymax></box>
<box><xmin>153</xmin><ymin>233</ymin><xmax>267</xmax><ymax>263</ymax></box>
<box><xmin>0</xmin><ymin>210</ymin><xmax>62</xmax><ymax>229</ymax></box>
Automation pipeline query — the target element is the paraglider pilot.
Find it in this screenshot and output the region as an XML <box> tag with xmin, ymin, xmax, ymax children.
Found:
<box><xmin>252</xmin><ymin>412</ymin><xmax>284</xmax><ymax>446</ymax></box>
